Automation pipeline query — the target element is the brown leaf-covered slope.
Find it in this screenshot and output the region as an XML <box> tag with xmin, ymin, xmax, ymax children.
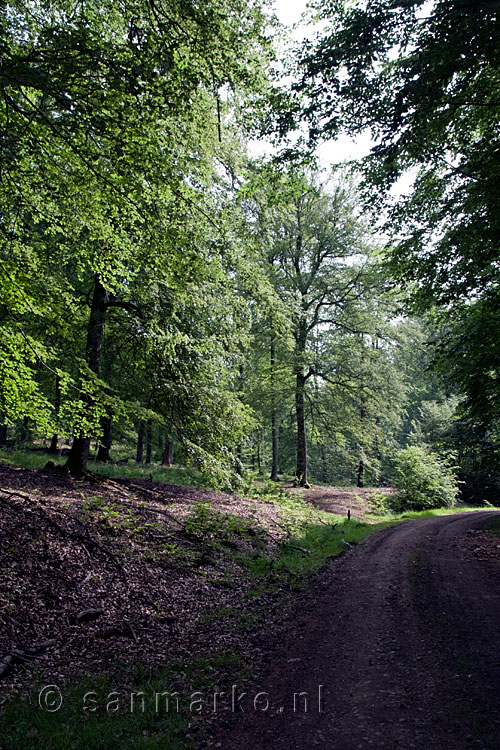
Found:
<box><xmin>0</xmin><ymin>464</ymin><xmax>293</xmax><ymax>692</ymax></box>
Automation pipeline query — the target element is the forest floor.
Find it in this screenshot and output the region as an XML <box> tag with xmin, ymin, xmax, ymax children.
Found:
<box><xmin>0</xmin><ymin>461</ymin><xmax>396</xmax><ymax>749</ymax></box>
<box><xmin>0</xmin><ymin>462</ymin><xmax>499</xmax><ymax>749</ymax></box>
<box><xmin>289</xmin><ymin>483</ymin><xmax>394</xmax><ymax>519</ymax></box>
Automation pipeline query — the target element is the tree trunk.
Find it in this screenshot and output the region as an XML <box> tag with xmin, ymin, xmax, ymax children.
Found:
<box><xmin>0</xmin><ymin>417</ymin><xmax>7</xmax><ymax>446</ymax></box>
<box><xmin>96</xmin><ymin>416</ymin><xmax>112</xmax><ymax>462</ymax></box>
<box><xmin>357</xmin><ymin>460</ymin><xmax>364</xmax><ymax>488</ymax></box>
<box><xmin>48</xmin><ymin>434</ymin><xmax>59</xmax><ymax>454</ymax></box>
<box><xmin>278</xmin><ymin>421</ymin><xmax>283</xmax><ymax>474</ymax></box>
<box><xmin>294</xmin><ymin>319</ymin><xmax>309</xmax><ymax>487</ymax></box>
<box><xmin>47</xmin><ymin>375</ymin><xmax>61</xmax><ymax>454</ymax></box>
<box><xmin>65</xmin><ymin>275</ymin><xmax>108</xmax><ymax>476</ymax></box>
<box><xmin>161</xmin><ymin>438</ymin><xmax>174</xmax><ymax>466</ymax></box>
<box><xmin>270</xmin><ymin>338</ymin><xmax>279</xmax><ymax>482</ymax></box>
<box><xmin>321</xmin><ymin>445</ymin><xmax>328</xmax><ymax>484</ymax></box>
<box><xmin>270</xmin><ymin>411</ymin><xmax>279</xmax><ymax>481</ymax></box>
<box><xmin>145</xmin><ymin>419</ymin><xmax>152</xmax><ymax>464</ymax></box>
<box><xmin>295</xmin><ymin>369</ymin><xmax>308</xmax><ymax>486</ymax></box>
<box><xmin>21</xmin><ymin>416</ymin><xmax>32</xmax><ymax>443</ymax></box>
<box><xmin>136</xmin><ymin>421</ymin><xmax>145</xmax><ymax>463</ymax></box>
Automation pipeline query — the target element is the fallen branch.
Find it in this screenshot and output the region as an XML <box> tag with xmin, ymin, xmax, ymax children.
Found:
<box><xmin>70</xmin><ymin>608</ymin><xmax>104</xmax><ymax>625</ymax></box>
<box><xmin>99</xmin><ymin>621</ymin><xmax>138</xmax><ymax>642</ymax></box>
<box><xmin>0</xmin><ymin>490</ymin><xmax>127</xmax><ymax>578</ymax></box>
<box><xmin>78</xmin><ymin>571</ymin><xmax>93</xmax><ymax>588</ymax></box>
<box><xmin>115</xmin><ymin>499</ymin><xmax>186</xmax><ymax>530</ymax></box>
<box><xmin>317</xmin><ymin>517</ymin><xmax>338</xmax><ymax>531</ymax></box>
<box><xmin>0</xmin><ymin>638</ymin><xmax>59</xmax><ymax>679</ymax></box>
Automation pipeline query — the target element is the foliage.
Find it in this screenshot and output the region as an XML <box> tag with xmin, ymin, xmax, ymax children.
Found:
<box><xmin>392</xmin><ymin>445</ymin><xmax>458</xmax><ymax>511</ymax></box>
<box><xmin>2</xmin><ymin>0</ymin><xmax>496</xmax><ymax>491</ymax></box>
<box><xmin>241</xmin><ymin>168</ymin><xmax>403</xmax><ymax>485</ymax></box>
<box><xmin>298</xmin><ymin>0</ymin><xmax>500</xmax><ymax>307</ymax></box>
<box><xmin>0</xmin><ymin>0</ymin><xmax>276</xmax><ymax>480</ymax></box>
<box><xmin>367</xmin><ymin>491</ymin><xmax>392</xmax><ymax>516</ymax></box>
<box><xmin>294</xmin><ymin>1</ymin><xmax>500</xmax><ymax>497</ymax></box>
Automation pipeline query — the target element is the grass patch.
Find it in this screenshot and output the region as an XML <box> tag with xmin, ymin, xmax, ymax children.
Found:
<box><xmin>237</xmin><ymin>517</ymin><xmax>398</xmax><ymax>589</ymax></box>
<box><xmin>0</xmin><ymin>650</ymin><xmax>246</xmax><ymax>750</ymax></box>
<box><xmin>0</xmin><ymin>449</ymin><xmax>204</xmax><ymax>487</ymax></box>
<box><xmin>236</xmin><ymin>489</ymin><xmax>500</xmax><ymax>592</ymax></box>
<box><xmin>0</xmin><ymin>449</ymin><xmax>66</xmax><ymax>471</ymax></box>
<box><xmin>236</xmin><ymin>478</ymin><xmax>400</xmax><ymax>586</ymax></box>
<box><xmin>89</xmin><ymin>461</ymin><xmax>204</xmax><ymax>487</ymax></box>
<box><xmin>484</xmin><ymin>517</ymin><xmax>500</xmax><ymax>536</ymax></box>
<box><xmin>392</xmin><ymin>506</ymin><xmax>500</xmax><ymax>520</ymax></box>
<box><xmin>1</xmin><ymin>670</ymin><xmax>189</xmax><ymax>750</ymax></box>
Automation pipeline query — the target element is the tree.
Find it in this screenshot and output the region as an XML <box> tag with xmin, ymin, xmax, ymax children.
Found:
<box><xmin>295</xmin><ymin>0</ymin><xmax>500</xmax><ymax>495</ymax></box>
<box><xmin>253</xmin><ymin>172</ymin><xmax>378</xmax><ymax>486</ymax></box>
<box><xmin>297</xmin><ymin>0</ymin><xmax>500</xmax><ymax>309</ymax></box>
<box><xmin>431</xmin><ymin>296</ymin><xmax>500</xmax><ymax>502</ymax></box>
<box><xmin>1</xmin><ymin>0</ymin><xmax>272</xmax><ymax>475</ymax></box>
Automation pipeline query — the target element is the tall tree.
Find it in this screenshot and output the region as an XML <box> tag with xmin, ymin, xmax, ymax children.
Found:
<box><xmin>260</xmin><ymin>173</ymin><xmax>376</xmax><ymax>486</ymax></box>
<box><xmin>1</xmin><ymin>0</ymin><xmax>272</xmax><ymax>474</ymax></box>
<box><xmin>297</xmin><ymin>0</ymin><xmax>500</xmax><ymax>311</ymax></box>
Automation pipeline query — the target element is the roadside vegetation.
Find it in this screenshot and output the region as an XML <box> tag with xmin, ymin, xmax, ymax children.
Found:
<box><xmin>0</xmin><ymin>450</ymin><xmax>497</xmax><ymax>749</ymax></box>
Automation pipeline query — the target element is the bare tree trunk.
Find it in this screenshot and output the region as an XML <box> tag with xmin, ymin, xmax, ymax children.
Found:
<box><xmin>145</xmin><ymin>419</ymin><xmax>152</xmax><ymax>465</ymax></box>
<box><xmin>66</xmin><ymin>276</ymin><xmax>108</xmax><ymax>476</ymax></box>
<box><xmin>295</xmin><ymin>369</ymin><xmax>308</xmax><ymax>486</ymax></box>
<box><xmin>48</xmin><ymin>375</ymin><xmax>61</xmax><ymax>454</ymax></box>
<box><xmin>161</xmin><ymin>437</ymin><xmax>174</xmax><ymax>466</ymax></box>
<box><xmin>294</xmin><ymin>319</ymin><xmax>309</xmax><ymax>487</ymax></box>
<box><xmin>278</xmin><ymin>421</ymin><xmax>283</xmax><ymax>474</ymax></box>
<box><xmin>357</xmin><ymin>460</ymin><xmax>364</xmax><ymax>488</ymax></box>
<box><xmin>96</xmin><ymin>416</ymin><xmax>112</xmax><ymax>462</ymax></box>
<box><xmin>136</xmin><ymin>421</ymin><xmax>144</xmax><ymax>463</ymax></box>
<box><xmin>321</xmin><ymin>445</ymin><xmax>328</xmax><ymax>484</ymax></box>
<box><xmin>270</xmin><ymin>338</ymin><xmax>279</xmax><ymax>482</ymax></box>
<box><xmin>0</xmin><ymin>415</ymin><xmax>7</xmax><ymax>446</ymax></box>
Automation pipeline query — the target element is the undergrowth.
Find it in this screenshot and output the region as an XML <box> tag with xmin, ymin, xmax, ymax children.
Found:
<box><xmin>0</xmin><ymin>449</ymin><xmax>204</xmax><ymax>487</ymax></box>
<box><xmin>484</xmin><ymin>517</ymin><xmax>500</xmax><ymax>536</ymax></box>
<box><xmin>1</xmin><ymin>456</ymin><xmax>498</xmax><ymax>748</ymax></box>
<box><xmin>0</xmin><ymin>650</ymin><xmax>246</xmax><ymax>750</ymax></box>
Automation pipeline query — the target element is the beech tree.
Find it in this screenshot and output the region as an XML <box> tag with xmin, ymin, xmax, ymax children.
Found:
<box><xmin>292</xmin><ymin>0</ymin><xmax>500</xmax><ymax>493</ymax></box>
<box><xmin>297</xmin><ymin>0</ymin><xmax>499</xmax><ymax>310</ymax></box>
<box><xmin>251</xmin><ymin>172</ymin><xmax>379</xmax><ymax>486</ymax></box>
<box><xmin>1</xmin><ymin>0</ymin><xmax>271</xmax><ymax>475</ymax></box>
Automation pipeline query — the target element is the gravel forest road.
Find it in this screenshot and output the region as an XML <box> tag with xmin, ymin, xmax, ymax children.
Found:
<box><xmin>217</xmin><ymin>512</ymin><xmax>500</xmax><ymax>750</ymax></box>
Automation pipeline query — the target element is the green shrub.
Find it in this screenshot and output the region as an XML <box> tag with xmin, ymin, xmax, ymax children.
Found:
<box><xmin>367</xmin><ymin>491</ymin><xmax>392</xmax><ymax>515</ymax></box>
<box><xmin>392</xmin><ymin>445</ymin><xmax>458</xmax><ymax>511</ymax></box>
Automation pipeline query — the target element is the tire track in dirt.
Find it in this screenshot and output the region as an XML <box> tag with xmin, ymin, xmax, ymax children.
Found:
<box><xmin>213</xmin><ymin>512</ymin><xmax>500</xmax><ymax>750</ymax></box>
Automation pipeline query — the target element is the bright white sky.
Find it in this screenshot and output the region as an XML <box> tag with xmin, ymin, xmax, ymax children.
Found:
<box><xmin>273</xmin><ymin>0</ymin><xmax>306</xmax><ymax>28</ymax></box>
<box><xmin>251</xmin><ymin>0</ymin><xmax>417</xmax><ymax>197</ymax></box>
<box><xmin>250</xmin><ymin>0</ymin><xmax>375</xmax><ymax>170</ymax></box>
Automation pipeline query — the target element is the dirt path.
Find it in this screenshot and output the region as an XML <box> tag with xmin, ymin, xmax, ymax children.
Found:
<box><xmin>214</xmin><ymin>512</ymin><xmax>500</xmax><ymax>750</ymax></box>
<box><xmin>297</xmin><ymin>485</ymin><xmax>393</xmax><ymax>518</ymax></box>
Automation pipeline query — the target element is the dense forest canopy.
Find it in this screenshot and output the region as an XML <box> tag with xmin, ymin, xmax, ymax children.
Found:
<box><xmin>1</xmin><ymin>0</ymin><xmax>499</xmax><ymax>501</ymax></box>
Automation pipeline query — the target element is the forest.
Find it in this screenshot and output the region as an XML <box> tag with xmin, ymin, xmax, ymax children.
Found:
<box><xmin>1</xmin><ymin>0</ymin><xmax>500</xmax><ymax>748</ymax></box>
<box><xmin>2</xmin><ymin>0</ymin><xmax>498</xmax><ymax>505</ymax></box>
